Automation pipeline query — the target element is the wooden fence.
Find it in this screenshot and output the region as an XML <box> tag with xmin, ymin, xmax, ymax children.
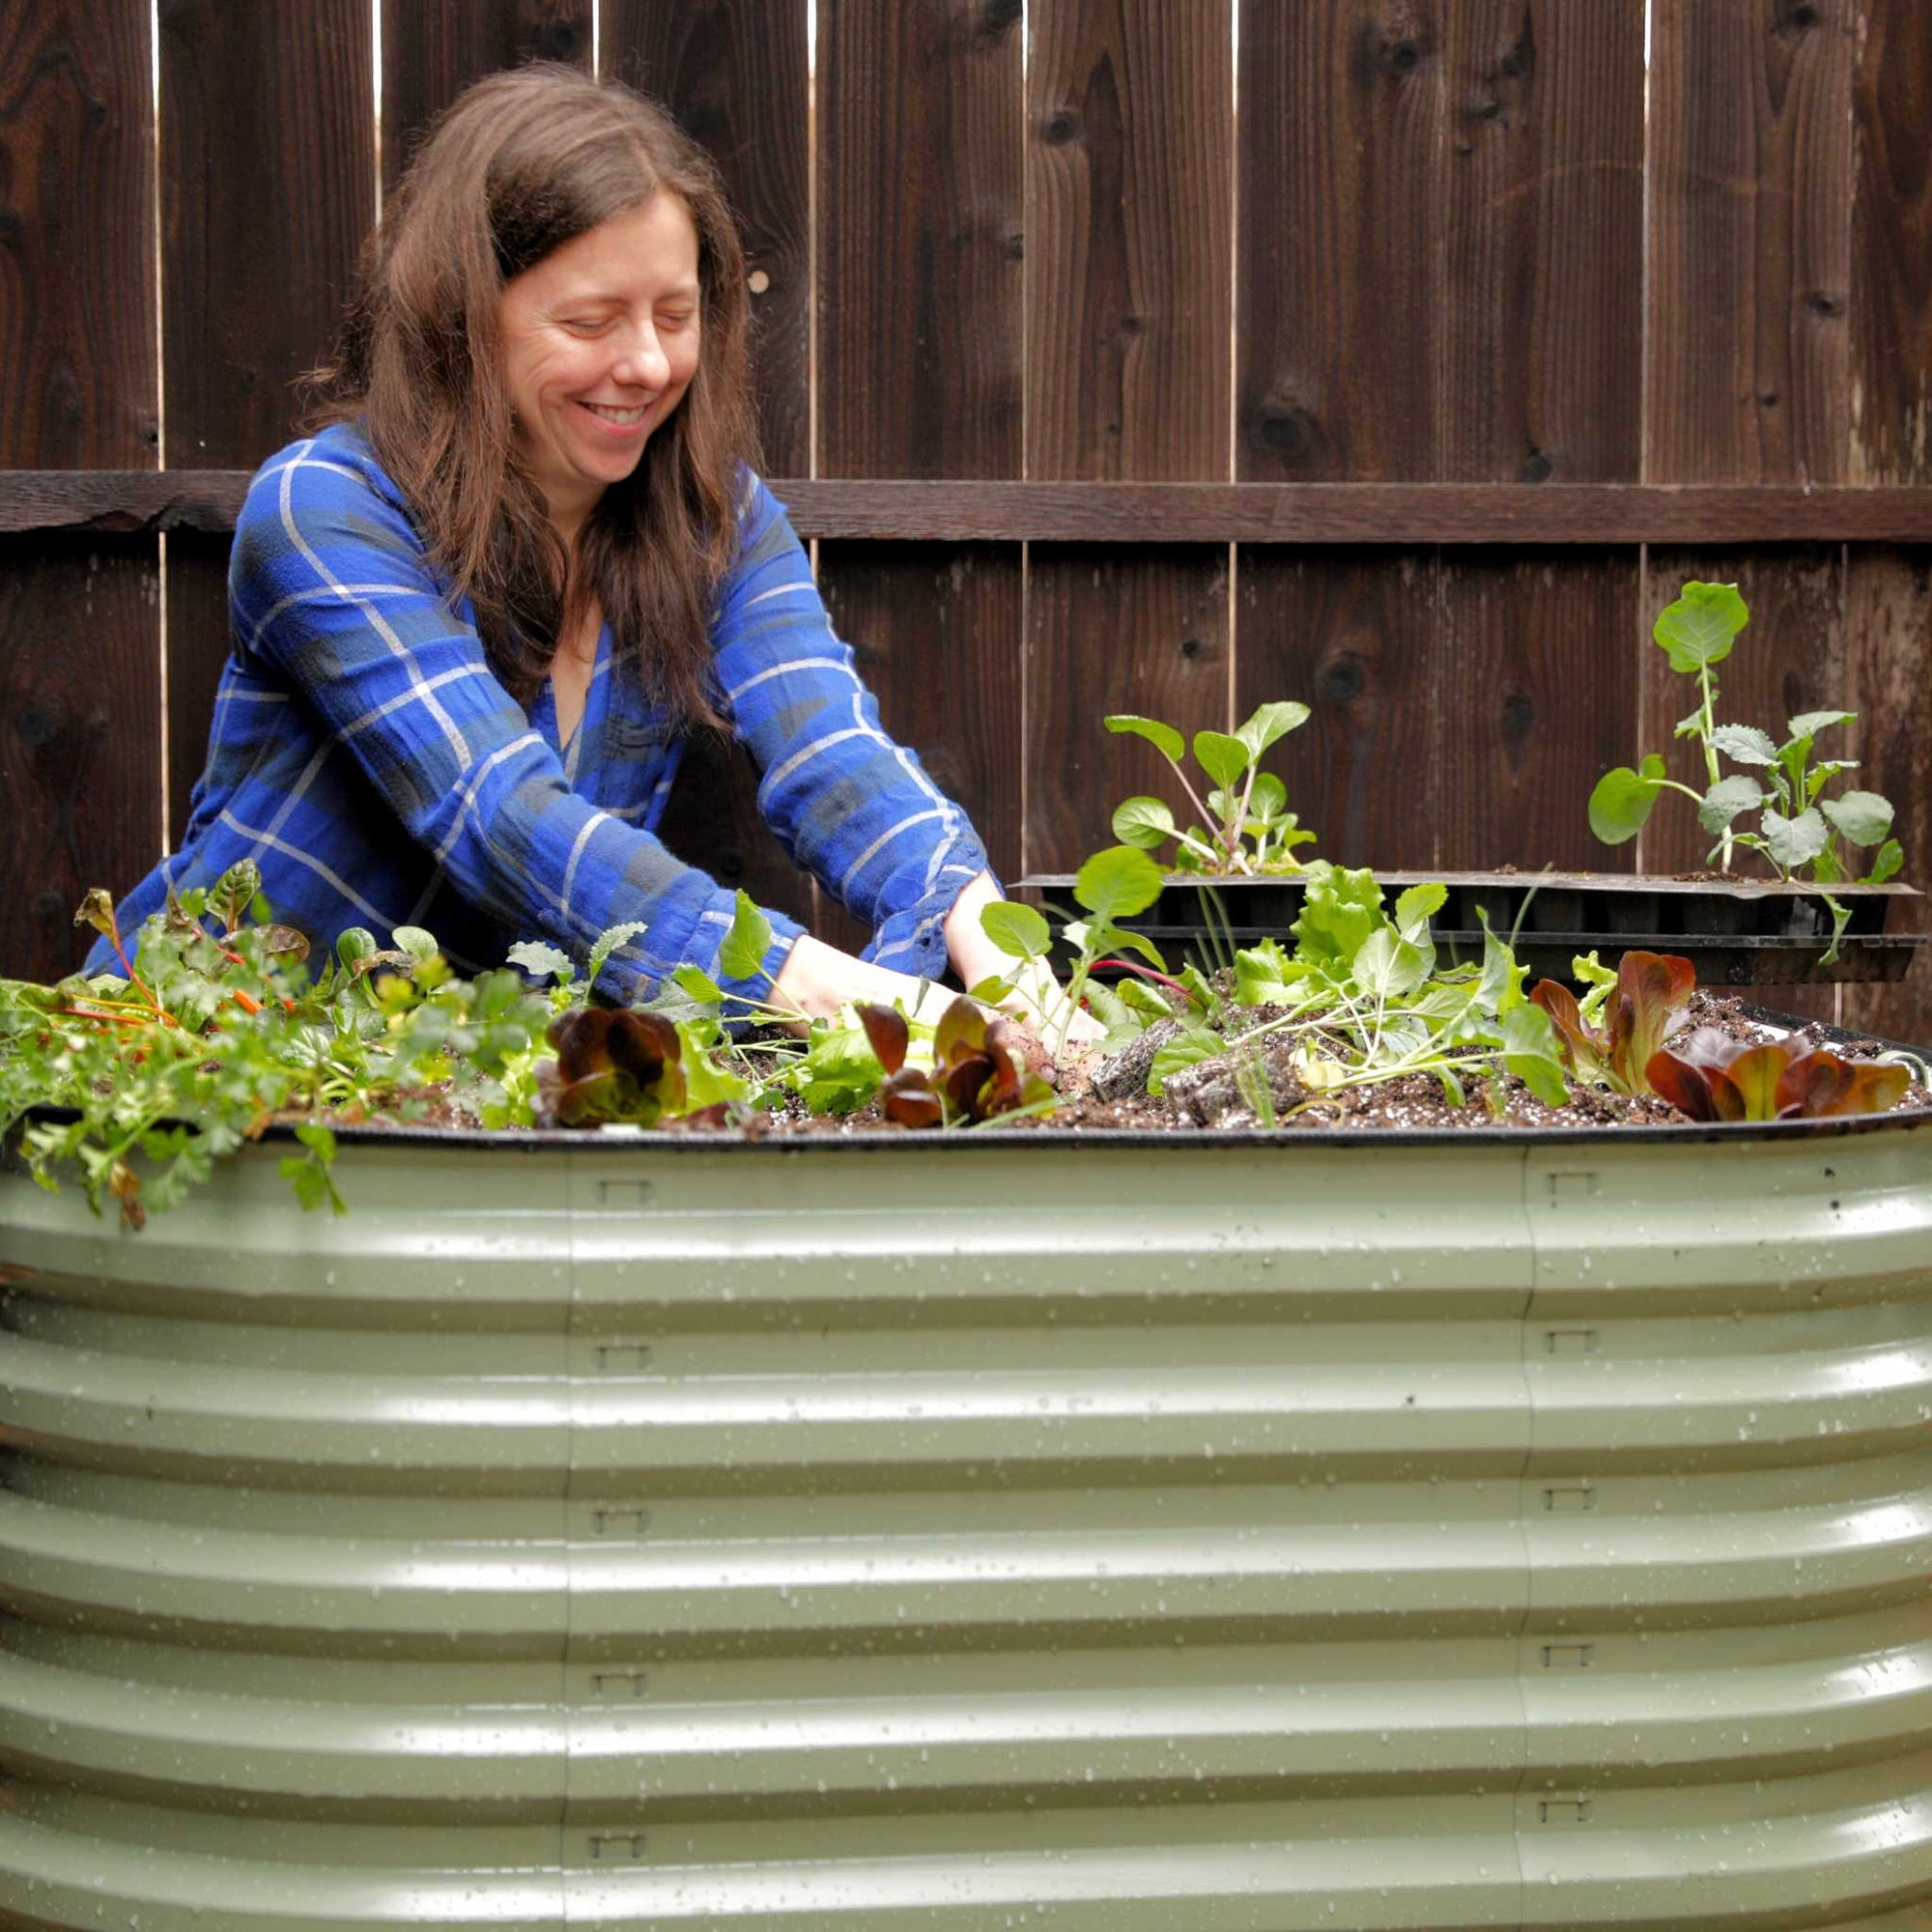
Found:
<box><xmin>4</xmin><ymin>0</ymin><xmax>1929</xmax><ymax>1040</ymax></box>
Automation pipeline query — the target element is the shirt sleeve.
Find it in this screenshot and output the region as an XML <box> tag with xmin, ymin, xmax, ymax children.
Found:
<box><xmin>711</xmin><ymin>476</ymin><xmax>994</xmax><ymax>980</ymax></box>
<box><xmin>230</xmin><ymin>441</ymin><xmax>804</xmax><ymax>1008</ymax></box>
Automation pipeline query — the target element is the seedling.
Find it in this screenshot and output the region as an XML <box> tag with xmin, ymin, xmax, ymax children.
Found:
<box><xmin>1588</xmin><ymin>581</ymin><xmax>1902</xmax><ymax>961</ymax></box>
<box><xmin>1106</xmin><ymin>701</ymin><xmax>1318</xmax><ymax>875</ymax></box>
<box><xmin>1530</xmin><ymin>952</ymin><xmax>1695</xmax><ymax>1098</ymax></box>
<box><xmin>1645</xmin><ymin>1029</ymin><xmax>1911</xmax><ymax>1122</ymax></box>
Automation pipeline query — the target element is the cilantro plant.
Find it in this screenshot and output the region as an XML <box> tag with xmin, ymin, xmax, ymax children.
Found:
<box><xmin>1588</xmin><ymin>581</ymin><xmax>1903</xmax><ymax>961</ymax></box>
<box><xmin>1106</xmin><ymin>701</ymin><xmax>1318</xmax><ymax>875</ymax></box>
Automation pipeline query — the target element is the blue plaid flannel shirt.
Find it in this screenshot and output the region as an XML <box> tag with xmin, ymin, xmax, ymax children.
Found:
<box><xmin>86</xmin><ymin>425</ymin><xmax>990</xmax><ymax>1004</ymax></box>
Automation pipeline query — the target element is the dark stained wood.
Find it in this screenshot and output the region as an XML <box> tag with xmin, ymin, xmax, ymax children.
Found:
<box><xmin>607</xmin><ymin>0</ymin><xmax>810</xmax><ymax>476</ymax></box>
<box><xmin>0</xmin><ymin>0</ymin><xmax>156</xmax><ymax>468</ymax></box>
<box><xmin>1850</xmin><ymin>0</ymin><xmax>1932</xmax><ymax>485</ymax></box>
<box><xmin>1023</xmin><ymin>547</ymin><xmax>1230</xmax><ymax>874</ymax></box>
<box><xmin>1434</xmin><ymin>552</ymin><xmax>1640</xmax><ymax>870</ymax></box>
<box><xmin>0</xmin><ymin>535</ymin><xmax>161</xmax><ymax>982</ymax></box>
<box><xmin>1238</xmin><ymin>0</ymin><xmax>1444</xmax><ymax>481</ymax></box>
<box><xmin>1839</xmin><ymin>547</ymin><xmax>1932</xmax><ymax>1045</ymax></box>
<box><xmin>1235</xmin><ymin>551</ymin><xmax>1443</xmax><ymax>868</ymax></box>
<box><xmin>1646</xmin><ymin>0</ymin><xmax>1854</xmax><ymax>485</ymax></box>
<box><xmin>1435</xmin><ymin>0</ymin><xmax>1644</xmax><ymax>483</ymax></box>
<box><xmin>1639</xmin><ymin>547</ymin><xmax>1848</xmax><ymax>1020</ymax></box>
<box><xmin>1026</xmin><ymin>0</ymin><xmax>1232</xmax><ymax>481</ymax></box>
<box><xmin>162</xmin><ymin>532</ymin><xmax>232</xmax><ymax>850</ymax></box>
<box><xmin>159</xmin><ymin>0</ymin><xmax>375</xmax><ymax>470</ymax></box>
<box><xmin>653</xmin><ymin>729</ymin><xmax>817</xmax><ymax>935</ymax></box>
<box><xmin>817</xmin><ymin>0</ymin><xmax>1025</xmax><ymax>477</ymax></box>
<box><xmin>13</xmin><ymin>472</ymin><xmax>1932</xmax><ymax>543</ymax></box>
<box><xmin>816</xmin><ymin>541</ymin><xmax>1024</xmax><ymax>892</ymax></box>
<box><xmin>381</xmin><ymin>1</ymin><xmax>589</xmax><ymax>193</ymax></box>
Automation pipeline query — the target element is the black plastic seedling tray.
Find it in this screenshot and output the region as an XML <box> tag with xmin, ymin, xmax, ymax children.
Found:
<box><xmin>1014</xmin><ymin>871</ymin><xmax>1925</xmax><ymax>987</ymax></box>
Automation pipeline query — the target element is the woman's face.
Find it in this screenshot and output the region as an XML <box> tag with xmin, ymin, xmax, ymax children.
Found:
<box><xmin>497</xmin><ymin>191</ymin><xmax>703</xmax><ymax>535</ymax></box>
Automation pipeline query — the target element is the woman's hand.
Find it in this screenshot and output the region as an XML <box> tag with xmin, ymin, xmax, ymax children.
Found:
<box><xmin>943</xmin><ymin>873</ymin><xmax>1107</xmax><ymax>1067</ymax></box>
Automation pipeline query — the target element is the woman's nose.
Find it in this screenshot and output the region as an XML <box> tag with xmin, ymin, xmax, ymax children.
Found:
<box><xmin>612</xmin><ymin>324</ymin><xmax>669</xmax><ymax>389</ymax></box>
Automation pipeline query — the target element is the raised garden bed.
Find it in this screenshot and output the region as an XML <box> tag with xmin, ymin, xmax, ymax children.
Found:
<box><xmin>2</xmin><ymin>1111</ymin><xmax>1930</xmax><ymax>1929</ymax></box>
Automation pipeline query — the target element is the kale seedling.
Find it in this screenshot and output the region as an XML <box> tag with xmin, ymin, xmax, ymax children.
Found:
<box><xmin>1106</xmin><ymin>701</ymin><xmax>1318</xmax><ymax>875</ymax></box>
<box><xmin>1588</xmin><ymin>580</ymin><xmax>1903</xmax><ymax>961</ymax></box>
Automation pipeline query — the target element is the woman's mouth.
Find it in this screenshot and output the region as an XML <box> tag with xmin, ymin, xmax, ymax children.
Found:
<box><xmin>577</xmin><ymin>400</ymin><xmax>650</xmax><ymax>428</ymax></box>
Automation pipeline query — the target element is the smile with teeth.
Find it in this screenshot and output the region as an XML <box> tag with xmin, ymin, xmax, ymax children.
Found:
<box><xmin>579</xmin><ymin>400</ymin><xmax>651</xmax><ymax>425</ymax></box>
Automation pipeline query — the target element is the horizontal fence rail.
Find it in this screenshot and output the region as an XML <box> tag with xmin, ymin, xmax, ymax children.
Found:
<box><xmin>8</xmin><ymin>472</ymin><xmax>1932</xmax><ymax>544</ymax></box>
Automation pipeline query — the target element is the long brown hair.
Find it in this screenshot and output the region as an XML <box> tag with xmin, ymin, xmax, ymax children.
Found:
<box><xmin>306</xmin><ymin>64</ymin><xmax>759</xmax><ymax>725</ymax></box>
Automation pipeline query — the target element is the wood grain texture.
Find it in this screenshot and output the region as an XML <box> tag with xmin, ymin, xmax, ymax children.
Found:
<box><xmin>159</xmin><ymin>0</ymin><xmax>374</xmax><ymax>469</ymax></box>
<box><xmin>10</xmin><ymin>472</ymin><xmax>1932</xmax><ymax>543</ymax></box>
<box><xmin>0</xmin><ymin>0</ymin><xmax>156</xmax><ymax>468</ymax></box>
<box><xmin>1023</xmin><ymin>547</ymin><xmax>1230</xmax><ymax>874</ymax></box>
<box><xmin>1026</xmin><ymin>0</ymin><xmax>1232</xmax><ymax>481</ymax></box>
<box><xmin>0</xmin><ymin>536</ymin><xmax>160</xmax><ymax>981</ymax></box>
<box><xmin>1235</xmin><ymin>551</ymin><xmax>1442</xmax><ymax>867</ymax></box>
<box><xmin>1839</xmin><ymin>547</ymin><xmax>1932</xmax><ymax>1044</ymax></box>
<box><xmin>816</xmin><ymin>542</ymin><xmax>1023</xmax><ymax>888</ymax></box>
<box><xmin>608</xmin><ymin>0</ymin><xmax>810</xmax><ymax>475</ymax></box>
<box><xmin>162</xmin><ymin>532</ymin><xmax>231</xmax><ymax>851</ymax></box>
<box><xmin>1433</xmin><ymin>552</ymin><xmax>1640</xmax><ymax>870</ymax></box>
<box><xmin>1646</xmin><ymin>0</ymin><xmax>1855</xmax><ymax>485</ymax></box>
<box><xmin>381</xmin><ymin>0</ymin><xmax>589</xmax><ymax>192</ymax></box>
<box><xmin>1238</xmin><ymin>0</ymin><xmax>1643</xmax><ymax>483</ymax></box>
<box><xmin>818</xmin><ymin>0</ymin><xmax>1024</xmax><ymax>477</ymax></box>
<box><xmin>1850</xmin><ymin>0</ymin><xmax>1932</xmax><ymax>483</ymax></box>
<box><xmin>1436</xmin><ymin>0</ymin><xmax>1644</xmax><ymax>484</ymax></box>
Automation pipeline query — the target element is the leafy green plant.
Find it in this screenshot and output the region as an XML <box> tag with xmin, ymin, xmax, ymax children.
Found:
<box><xmin>1106</xmin><ymin>702</ymin><xmax>1318</xmax><ymax>875</ymax></box>
<box><xmin>1645</xmin><ymin>1030</ymin><xmax>1912</xmax><ymax>1122</ymax></box>
<box><xmin>855</xmin><ymin>998</ymin><xmax>1053</xmax><ymax>1128</ymax></box>
<box><xmin>1587</xmin><ymin>581</ymin><xmax>1902</xmax><ymax>961</ymax></box>
<box><xmin>1529</xmin><ymin>951</ymin><xmax>1695</xmax><ymax>1098</ymax></box>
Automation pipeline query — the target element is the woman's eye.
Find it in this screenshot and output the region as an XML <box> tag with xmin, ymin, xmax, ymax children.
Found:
<box><xmin>659</xmin><ymin>312</ymin><xmax>696</xmax><ymax>331</ymax></box>
<box><xmin>561</xmin><ymin>318</ymin><xmax>610</xmax><ymax>336</ymax></box>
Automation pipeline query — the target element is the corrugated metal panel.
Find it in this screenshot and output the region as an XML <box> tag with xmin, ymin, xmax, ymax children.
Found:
<box><xmin>0</xmin><ymin>1120</ymin><xmax>1927</xmax><ymax>1930</ymax></box>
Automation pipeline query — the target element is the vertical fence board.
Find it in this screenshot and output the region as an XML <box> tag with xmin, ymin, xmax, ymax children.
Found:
<box><xmin>1025</xmin><ymin>0</ymin><xmax>1231</xmax><ymax>483</ymax></box>
<box><xmin>607</xmin><ymin>0</ymin><xmax>810</xmax><ymax>477</ymax></box>
<box><xmin>1851</xmin><ymin>0</ymin><xmax>1932</xmax><ymax>484</ymax></box>
<box><xmin>817</xmin><ymin>0</ymin><xmax>1023</xmax><ymax>950</ymax></box>
<box><xmin>1840</xmin><ymin>548</ymin><xmax>1932</xmax><ymax>1044</ymax></box>
<box><xmin>818</xmin><ymin>0</ymin><xmax>1023</xmax><ymax>478</ymax></box>
<box><xmin>0</xmin><ymin>0</ymin><xmax>158</xmax><ymax>979</ymax></box>
<box><xmin>158</xmin><ymin>0</ymin><xmax>374</xmax><ymax>873</ymax></box>
<box><xmin>0</xmin><ymin>538</ymin><xmax>161</xmax><ymax>980</ymax></box>
<box><xmin>381</xmin><ymin>2</ymin><xmax>590</xmax><ymax>192</ymax></box>
<box><xmin>1436</xmin><ymin>0</ymin><xmax>1644</xmax><ymax>483</ymax></box>
<box><xmin>1024</xmin><ymin>0</ymin><xmax>1231</xmax><ymax>879</ymax></box>
<box><xmin>1435</xmin><ymin>554</ymin><xmax>1640</xmax><ymax>871</ymax></box>
<box><xmin>1023</xmin><ymin>548</ymin><xmax>1229</xmax><ymax>875</ymax></box>
<box><xmin>1646</xmin><ymin>0</ymin><xmax>1854</xmax><ymax>485</ymax></box>
<box><xmin>1236</xmin><ymin>553</ymin><xmax>1443</xmax><ymax>869</ymax></box>
<box><xmin>1237</xmin><ymin>0</ymin><xmax>1445</xmax><ymax>482</ymax></box>
<box><xmin>602</xmin><ymin>3</ymin><xmax>812</xmax><ymax>924</ymax></box>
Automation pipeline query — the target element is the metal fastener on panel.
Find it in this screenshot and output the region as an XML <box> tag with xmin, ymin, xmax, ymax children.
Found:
<box><xmin>594</xmin><ymin>1342</ymin><xmax>655</xmax><ymax>1372</ymax></box>
<box><xmin>1543</xmin><ymin>1483</ymin><xmax>1597</xmax><ymax>1512</ymax></box>
<box><xmin>1541</xmin><ymin>1643</ymin><xmax>1596</xmax><ymax>1669</ymax></box>
<box><xmin>597</xmin><ymin>1178</ymin><xmax>656</xmax><ymax>1208</ymax></box>
<box><xmin>1544</xmin><ymin>1327</ymin><xmax>1601</xmax><ymax>1355</ymax></box>
<box><xmin>1539</xmin><ymin>1797</ymin><xmax>1592</xmax><ymax>1825</ymax></box>
<box><xmin>1546</xmin><ymin>1171</ymin><xmax>1601</xmax><ymax>1203</ymax></box>
<box><xmin>590</xmin><ymin>1669</ymin><xmax>649</xmax><ymax>1699</ymax></box>
<box><xmin>592</xmin><ymin>1507</ymin><xmax>652</xmax><ymax>1539</ymax></box>
<box><xmin>588</xmin><ymin>1832</ymin><xmax>647</xmax><ymax>1861</ymax></box>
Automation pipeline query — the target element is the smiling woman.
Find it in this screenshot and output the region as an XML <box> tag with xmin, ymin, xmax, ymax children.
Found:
<box><xmin>83</xmin><ymin>64</ymin><xmax>1083</xmax><ymax>1044</ymax></box>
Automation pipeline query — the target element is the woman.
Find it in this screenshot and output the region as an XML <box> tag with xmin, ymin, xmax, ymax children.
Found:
<box><xmin>89</xmin><ymin>64</ymin><xmax>1088</xmax><ymax>1047</ymax></box>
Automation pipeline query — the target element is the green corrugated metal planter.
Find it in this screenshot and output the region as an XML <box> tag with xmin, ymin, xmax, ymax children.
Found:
<box><xmin>2</xmin><ymin>1114</ymin><xmax>1929</xmax><ymax>1930</ymax></box>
